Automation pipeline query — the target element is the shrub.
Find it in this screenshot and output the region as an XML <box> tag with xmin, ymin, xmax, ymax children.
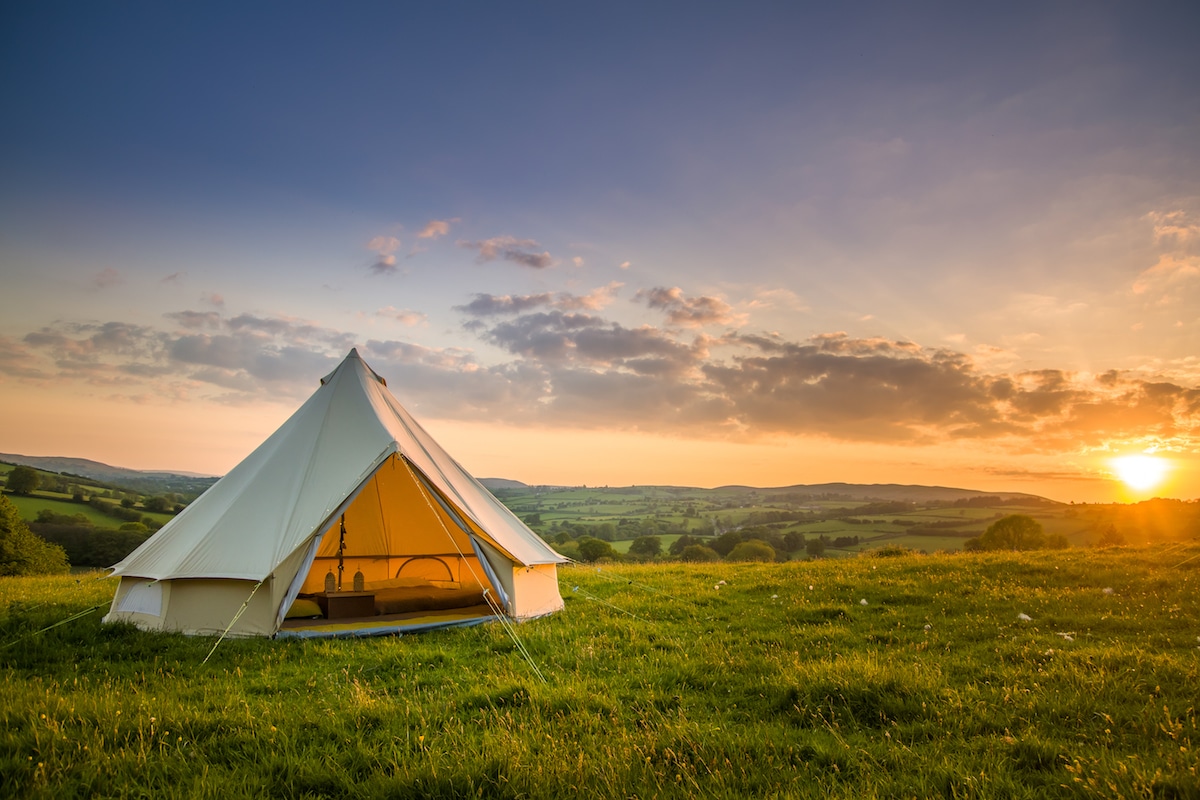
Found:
<box><xmin>679</xmin><ymin>544</ymin><xmax>720</xmax><ymax>563</ymax></box>
<box><xmin>726</xmin><ymin>539</ymin><xmax>776</xmax><ymax>562</ymax></box>
<box><xmin>864</xmin><ymin>544</ymin><xmax>916</xmax><ymax>558</ymax></box>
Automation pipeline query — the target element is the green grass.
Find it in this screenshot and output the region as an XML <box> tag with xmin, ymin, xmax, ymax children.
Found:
<box><xmin>5</xmin><ymin>492</ymin><xmax>176</xmax><ymax>529</ymax></box>
<box><xmin>3</xmin><ymin>545</ymin><xmax>1198</xmax><ymax>797</ymax></box>
<box><xmin>4</xmin><ymin>495</ymin><xmax>126</xmax><ymax>528</ymax></box>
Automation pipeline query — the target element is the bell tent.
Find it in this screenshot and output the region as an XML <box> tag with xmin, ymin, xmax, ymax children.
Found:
<box><xmin>104</xmin><ymin>349</ymin><xmax>566</xmax><ymax>638</ymax></box>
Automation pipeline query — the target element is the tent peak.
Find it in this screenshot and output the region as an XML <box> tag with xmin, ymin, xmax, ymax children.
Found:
<box><xmin>322</xmin><ymin>348</ymin><xmax>386</xmax><ymax>386</ymax></box>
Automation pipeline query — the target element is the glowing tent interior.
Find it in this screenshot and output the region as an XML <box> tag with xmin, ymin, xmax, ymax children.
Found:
<box><xmin>104</xmin><ymin>349</ymin><xmax>566</xmax><ymax>638</ymax></box>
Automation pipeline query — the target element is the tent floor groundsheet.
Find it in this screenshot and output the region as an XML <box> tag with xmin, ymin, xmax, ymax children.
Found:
<box><xmin>276</xmin><ymin>604</ymin><xmax>496</xmax><ymax>639</ymax></box>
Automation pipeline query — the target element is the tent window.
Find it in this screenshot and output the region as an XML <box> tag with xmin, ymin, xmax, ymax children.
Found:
<box><xmin>116</xmin><ymin>580</ymin><xmax>163</xmax><ymax>616</ymax></box>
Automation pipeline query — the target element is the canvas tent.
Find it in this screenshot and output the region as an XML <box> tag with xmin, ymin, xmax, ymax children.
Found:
<box><xmin>104</xmin><ymin>349</ymin><xmax>566</xmax><ymax>638</ymax></box>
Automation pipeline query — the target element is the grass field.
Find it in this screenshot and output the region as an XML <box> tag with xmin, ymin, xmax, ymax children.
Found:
<box><xmin>4</xmin><ymin>495</ymin><xmax>127</xmax><ymax>528</ymax></box>
<box><xmin>2</xmin><ymin>544</ymin><xmax>1198</xmax><ymax>798</ymax></box>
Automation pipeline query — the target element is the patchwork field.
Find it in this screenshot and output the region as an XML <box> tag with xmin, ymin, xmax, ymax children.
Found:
<box><xmin>2</xmin><ymin>544</ymin><xmax>1197</xmax><ymax>798</ymax></box>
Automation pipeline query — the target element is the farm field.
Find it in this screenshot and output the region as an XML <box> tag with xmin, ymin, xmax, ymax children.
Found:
<box><xmin>4</xmin><ymin>495</ymin><xmax>127</xmax><ymax>528</ymax></box>
<box><xmin>2</xmin><ymin>544</ymin><xmax>1197</xmax><ymax>798</ymax></box>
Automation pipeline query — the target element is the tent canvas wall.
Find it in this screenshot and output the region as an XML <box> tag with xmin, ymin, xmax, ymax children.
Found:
<box><xmin>104</xmin><ymin>349</ymin><xmax>566</xmax><ymax>638</ymax></box>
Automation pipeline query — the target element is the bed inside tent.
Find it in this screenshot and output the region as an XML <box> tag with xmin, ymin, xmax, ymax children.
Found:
<box><xmin>278</xmin><ymin>453</ymin><xmax>510</xmax><ymax>638</ymax></box>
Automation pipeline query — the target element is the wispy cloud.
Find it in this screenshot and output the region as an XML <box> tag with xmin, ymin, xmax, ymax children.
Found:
<box><xmin>418</xmin><ymin>219</ymin><xmax>458</xmax><ymax>240</ymax></box>
<box><xmin>1133</xmin><ymin>210</ymin><xmax>1200</xmax><ymax>297</ymax></box>
<box><xmin>0</xmin><ymin>336</ymin><xmax>45</xmax><ymax>379</ymax></box>
<box><xmin>458</xmin><ymin>236</ymin><xmax>555</xmax><ymax>269</ymax></box>
<box><xmin>92</xmin><ymin>268</ymin><xmax>122</xmax><ymax>289</ymax></box>
<box><xmin>374</xmin><ymin>306</ymin><xmax>428</xmax><ymax>326</ymax></box>
<box><xmin>165</xmin><ymin>311</ymin><xmax>222</xmax><ymax>330</ymax></box>
<box><xmin>367</xmin><ymin>235</ymin><xmax>402</xmax><ymax>275</ymax></box>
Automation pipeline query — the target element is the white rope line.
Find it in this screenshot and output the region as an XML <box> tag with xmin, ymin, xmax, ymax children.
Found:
<box><xmin>574</xmin><ymin>562</ymin><xmax>677</xmax><ymax>599</ymax></box>
<box><xmin>399</xmin><ymin>457</ymin><xmax>548</xmax><ymax>684</ymax></box>
<box><xmin>568</xmin><ymin>584</ymin><xmax>639</xmax><ymax>619</ymax></box>
<box><xmin>202</xmin><ymin>579</ymin><xmax>264</xmax><ymax>665</ymax></box>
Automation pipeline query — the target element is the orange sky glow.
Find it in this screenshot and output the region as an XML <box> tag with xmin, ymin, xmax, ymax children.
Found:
<box><xmin>2</xmin><ymin>5</ymin><xmax>1197</xmax><ymax>504</ymax></box>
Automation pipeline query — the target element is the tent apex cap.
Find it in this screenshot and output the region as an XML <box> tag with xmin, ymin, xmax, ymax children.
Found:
<box><xmin>322</xmin><ymin>348</ymin><xmax>383</xmax><ymax>386</ymax></box>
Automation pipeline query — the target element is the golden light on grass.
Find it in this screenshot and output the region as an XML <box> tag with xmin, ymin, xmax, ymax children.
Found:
<box><xmin>1110</xmin><ymin>454</ymin><xmax>1170</xmax><ymax>492</ymax></box>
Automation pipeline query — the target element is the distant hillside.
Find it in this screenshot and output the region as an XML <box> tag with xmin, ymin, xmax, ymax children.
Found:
<box><xmin>0</xmin><ymin>453</ymin><xmax>217</xmax><ymax>496</ymax></box>
<box><xmin>714</xmin><ymin>482</ymin><xmax>1049</xmax><ymax>504</ymax></box>
<box><xmin>484</xmin><ymin>479</ymin><xmax>1052</xmax><ymax>505</ymax></box>
<box><xmin>479</xmin><ymin>478</ymin><xmax>530</xmax><ymax>490</ymax></box>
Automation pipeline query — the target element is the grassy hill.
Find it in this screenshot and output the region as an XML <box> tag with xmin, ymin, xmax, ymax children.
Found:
<box><xmin>1</xmin><ymin>544</ymin><xmax>1196</xmax><ymax>797</ymax></box>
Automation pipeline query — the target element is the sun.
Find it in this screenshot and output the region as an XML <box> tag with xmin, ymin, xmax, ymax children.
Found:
<box><xmin>1110</xmin><ymin>455</ymin><xmax>1169</xmax><ymax>492</ymax></box>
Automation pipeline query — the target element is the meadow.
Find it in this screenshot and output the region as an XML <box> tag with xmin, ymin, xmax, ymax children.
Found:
<box><xmin>2</xmin><ymin>544</ymin><xmax>1198</xmax><ymax>798</ymax></box>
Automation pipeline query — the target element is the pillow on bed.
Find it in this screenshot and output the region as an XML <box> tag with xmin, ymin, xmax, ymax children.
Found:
<box><xmin>285</xmin><ymin>597</ymin><xmax>323</xmax><ymax>619</ymax></box>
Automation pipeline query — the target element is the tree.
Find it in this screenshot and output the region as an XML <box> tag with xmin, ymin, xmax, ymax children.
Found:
<box><xmin>669</xmin><ymin>534</ymin><xmax>701</xmax><ymax>556</ymax></box>
<box><xmin>726</xmin><ymin>540</ymin><xmax>775</xmax><ymax>562</ymax></box>
<box><xmin>712</xmin><ymin>530</ymin><xmax>743</xmax><ymax>557</ymax></box>
<box><xmin>966</xmin><ymin>514</ymin><xmax>1048</xmax><ymax>551</ymax></box>
<box><xmin>5</xmin><ymin>466</ymin><xmax>40</xmax><ymax>495</ymax></box>
<box><xmin>0</xmin><ymin>495</ymin><xmax>69</xmax><ymax>575</ymax></box>
<box><xmin>1095</xmin><ymin>524</ymin><xmax>1125</xmax><ymax>548</ymax></box>
<box><xmin>806</xmin><ymin>537</ymin><xmax>826</xmax><ymax>558</ymax></box>
<box><xmin>627</xmin><ymin>535</ymin><xmax>662</xmax><ymax>560</ymax></box>
<box><xmin>576</xmin><ymin>537</ymin><xmax>621</xmax><ymax>563</ymax></box>
<box><xmin>143</xmin><ymin>496</ymin><xmax>172</xmax><ymax>513</ymax></box>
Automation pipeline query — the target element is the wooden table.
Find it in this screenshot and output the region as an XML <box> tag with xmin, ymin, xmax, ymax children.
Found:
<box><xmin>316</xmin><ymin>591</ymin><xmax>376</xmax><ymax>619</ymax></box>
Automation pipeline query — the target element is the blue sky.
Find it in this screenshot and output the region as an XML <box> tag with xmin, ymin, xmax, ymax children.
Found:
<box><xmin>2</xmin><ymin>2</ymin><xmax>1198</xmax><ymax>500</ymax></box>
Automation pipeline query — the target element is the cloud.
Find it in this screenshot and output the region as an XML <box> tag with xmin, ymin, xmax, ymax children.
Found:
<box><xmin>367</xmin><ymin>235</ymin><xmax>402</xmax><ymax>275</ymax></box>
<box><xmin>619</xmin><ymin>261</ymin><xmax>631</xmax><ymax>270</ymax></box>
<box><xmin>457</xmin><ymin>293</ymin><xmax>556</xmax><ymax>317</ymax></box>
<box><xmin>92</xmin><ymin>268</ymin><xmax>122</xmax><ymax>289</ymax></box>
<box><xmin>561</xmin><ymin>282</ymin><xmax>623</xmax><ymax>311</ymax></box>
<box><xmin>203</xmin><ymin>293</ymin><xmax>225</xmax><ymax>307</ymax></box>
<box><xmin>636</xmin><ymin>286</ymin><xmax>744</xmax><ymax>328</ymax></box>
<box><xmin>0</xmin><ymin>336</ymin><xmax>45</xmax><ymax>379</ymax></box>
<box><xmin>458</xmin><ymin>236</ymin><xmax>556</xmax><ymax>269</ymax></box>
<box><xmin>12</xmin><ymin>302</ymin><xmax>1199</xmax><ymax>457</ymax></box>
<box><xmin>375</xmin><ymin>306</ymin><xmax>428</xmax><ymax>326</ymax></box>
<box><xmin>418</xmin><ymin>219</ymin><xmax>458</xmax><ymax>240</ymax></box>
<box><xmin>19</xmin><ymin>311</ymin><xmax>357</xmax><ymax>401</ymax></box>
<box><xmin>456</xmin><ymin>283</ymin><xmax>623</xmax><ymax>317</ymax></box>
<box><xmin>746</xmin><ymin>288</ymin><xmax>809</xmax><ymax>313</ymax></box>
<box><xmin>162</xmin><ymin>271</ymin><xmax>186</xmax><ymax>284</ymax></box>
<box><xmin>572</xmin><ymin>256</ymin><xmax>584</xmax><ymax>267</ymax></box>
<box><xmin>1148</xmin><ymin>210</ymin><xmax>1200</xmax><ymax>245</ymax></box>
<box><xmin>165</xmin><ymin>311</ymin><xmax>222</xmax><ymax>330</ymax></box>
<box><xmin>481</xmin><ymin>310</ymin><xmax>707</xmax><ymax>378</ymax></box>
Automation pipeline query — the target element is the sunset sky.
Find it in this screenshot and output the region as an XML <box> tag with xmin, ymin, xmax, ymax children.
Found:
<box><xmin>2</xmin><ymin>3</ymin><xmax>1198</xmax><ymax>503</ymax></box>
